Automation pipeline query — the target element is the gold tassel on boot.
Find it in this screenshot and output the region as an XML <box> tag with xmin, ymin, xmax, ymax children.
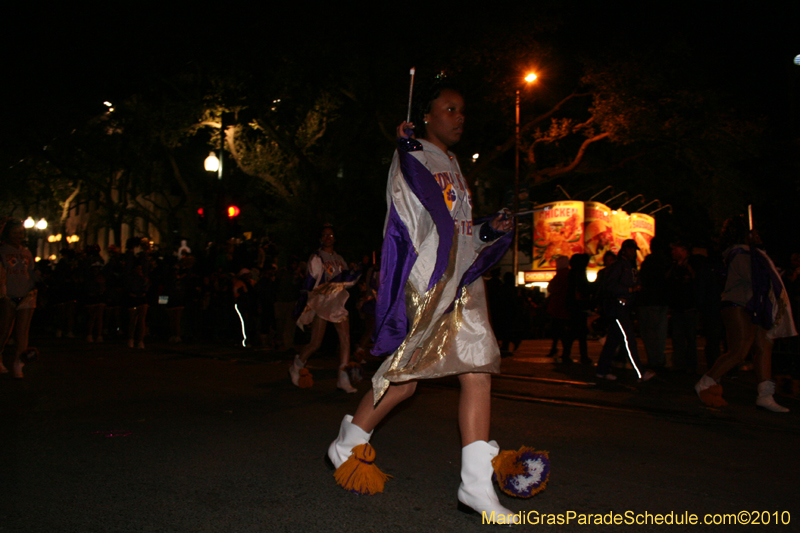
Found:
<box><xmin>334</xmin><ymin>443</ymin><xmax>391</xmax><ymax>495</ymax></box>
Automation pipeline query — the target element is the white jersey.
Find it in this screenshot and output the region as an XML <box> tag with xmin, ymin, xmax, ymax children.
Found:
<box><xmin>372</xmin><ymin>139</ymin><xmax>503</xmax><ymax>402</ymax></box>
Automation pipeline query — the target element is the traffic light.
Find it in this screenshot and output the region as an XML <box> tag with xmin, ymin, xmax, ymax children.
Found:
<box><xmin>197</xmin><ymin>208</ymin><xmax>207</xmax><ymax>230</ymax></box>
<box><xmin>227</xmin><ymin>205</ymin><xmax>240</xmax><ymax>218</ymax></box>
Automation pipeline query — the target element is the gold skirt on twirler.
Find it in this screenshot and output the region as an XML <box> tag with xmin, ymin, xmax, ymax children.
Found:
<box><xmin>371</xmin><ymin>272</ymin><xmax>500</xmax><ymax>405</ymax></box>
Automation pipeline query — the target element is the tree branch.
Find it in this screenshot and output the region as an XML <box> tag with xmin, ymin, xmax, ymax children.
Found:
<box><xmin>536</xmin><ymin>132</ymin><xmax>610</xmax><ymax>181</ymax></box>
<box><xmin>467</xmin><ymin>91</ymin><xmax>592</xmax><ymax>179</ymax></box>
<box><xmin>60</xmin><ymin>181</ymin><xmax>82</xmax><ymax>223</ymax></box>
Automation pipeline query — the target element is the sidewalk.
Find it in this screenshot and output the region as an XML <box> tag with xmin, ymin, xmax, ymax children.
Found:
<box><xmin>491</xmin><ymin>338</ymin><xmax>800</xmax><ymax>434</ymax></box>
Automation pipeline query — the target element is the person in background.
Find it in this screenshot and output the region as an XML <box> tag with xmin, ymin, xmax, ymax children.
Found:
<box><xmin>290</xmin><ymin>225</ymin><xmax>360</xmax><ymax>393</ymax></box>
<box><xmin>546</xmin><ymin>256</ymin><xmax>570</xmax><ymax>360</ymax></box>
<box><xmin>595</xmin><ymin>239</ymin><xmax>656</xmax><ymax>382</ymax></box>
<box><xmin>636</xmin><ymin>237</ymin><xmax>670</xmax><ymax>370</ymax></box>
<box><xmin>0</xmin><ymin>219</ymin><xmax>40</xmax><ymax>378</ymax></box>
<box><xmin>694</xmin><ymin>216</ymin><xmax>796</xmax><ymax>411</ymax></box>
<box><xmin>84</xmin><ymin>260</ymin><xmax>106</xmax><ymax>343</ymax></box>
<box><xmin>125</xmin><ymin>237</ymin><xmax>149</xmax><ymax>349</ymax></box>
<box><xmin>232</xmin><ymin>268</ymin><xmax>256</xmax><ymax>347</ymax></box>
<box><xmin>564</xmin><ymin>253</ymin><xmax>592</xmax><ymax>365</ymax></box>
<box><xmin>666</xmin><ymin>241</ymin><xmax>698</xmax><ymax>373</ymax></box>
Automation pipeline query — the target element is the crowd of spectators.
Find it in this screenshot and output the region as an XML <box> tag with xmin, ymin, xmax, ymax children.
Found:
<box><xmin>543</xmin><ymin>239</ymin><xmax>800</xmax><ymax>379</ymax></box>
<box><xmin>26</xmin><ymin>237</ymin><xmax>315</xmax><ymax>350</ymax></box>
<box><xmin>4</xmin><ymin>226</ymin><xmax>798</xmax><ymax>384</ymax></box>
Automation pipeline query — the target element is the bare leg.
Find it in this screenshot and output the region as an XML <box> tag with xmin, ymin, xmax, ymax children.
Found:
<box><xmin>127</xmin><ymin>307</ymin><xmax>138</xmax><ymax>345</ymax></box>
<box><xmin>87</xmin><ymin>304</ymin><xmax>104</xmax><ymax>338</ymax></box>
<box><xmin>752</xmin><ymin>326</ymin><xmax>773</xmax><ymax>383</ymax></box>
<box><xmin>297</xmin><ymin>315</ymin><xmax>327</xmax><ymax>365</ymax></box>
<box><xmin>707</xmin><ymin>307</ymin><xmax>756</xmax><ymax>381</ymax></box>
<box><xmin>95</xmin><ymin>304</ymin><xmax>105</xmax><ymax>338</ymax></box>
<box><xmin>12</xmin><ymin>308</ymin><xmax>34</xmax><ymax>377</ymax></box>
<box><xmin>13</xmin><ymin>308</ymin><xmax>34</xmax><ymax>356</ymax></box>
<box><xmin>135</xmin><ymin>305</ymin><xmax>148</xmax><ymax>346</ymax></box>
<box><xmin>351</xmin><ymin>381</ymin><xmax>418</xmax><ymax>433</ymax></box>
<box><xmin>332</xmin><ymin>317</ymin><xmax>351</xmax><ymax>368</ymax></box>
<box><xmin>0</xmin><ymin>299</ymin><xmax>15</xmax><ymax>371</ymax></box>
<box><xmin>458</xmin><ymin>372</ymin><xmax>491</xmax><ymax>446</ymax></box>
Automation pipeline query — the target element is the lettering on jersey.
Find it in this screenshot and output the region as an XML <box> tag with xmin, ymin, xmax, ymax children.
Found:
<box><xmin>455</xmin><ymin>219</ymin><xmax>473</xmax><ymax>236</ymax></box>
<box><xmin>433</xmin><ymin>171</ymin><xmax>472</xmax><ymax>213</ymax></box>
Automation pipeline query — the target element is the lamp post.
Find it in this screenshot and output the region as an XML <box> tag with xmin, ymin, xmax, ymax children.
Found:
<box><xmin>514</xmin><ymin>72</ymin><xmax>537</xmax><ymax>283</ymax></box>
<box><xmin>204</xmin><ymin>112</ymin><xmax>226</xmax><ymax>181</ymax></box>
<box><xmin>24</xmin><ymin>217</ymin><xmax>48</xmax><ymax>260</ymax></box>
<box><xmin>203</xmin><ymin>113</ymin><xmax>229</xmax><ymax>238</ymax></box>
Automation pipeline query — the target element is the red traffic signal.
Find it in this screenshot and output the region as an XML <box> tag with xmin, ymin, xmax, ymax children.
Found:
<box><xmin>197</xmin><ymin>208</ymin><xmax>204</xmax><ymax>217</ymax></box>
<box><xmin>227</xmin><ymin>205</ymin><xmax>240</xmax><ymax>218</ymax></box>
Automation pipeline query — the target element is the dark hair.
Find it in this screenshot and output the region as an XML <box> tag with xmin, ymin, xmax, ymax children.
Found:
<box><xmin>320</xmin><ymin>223</ymin><xmax>334</xmax><ymax>238</ymax></box>
<box><xmin>410</xmin><ymin>76</ymin><xmax>462</xmax><ymax>139</ymax></box>
<box><xmin>569</xmin><ymin>253</ymin><xmax>589</xmax><ymax>270</ymax></box>
<box><xmin>126</xmin><ymin>237</ymin><xmax>141</xmax><ymax>251</ymax></box>
<box><xmin>0</xmin><ymin>218</ymin><xmax>23</xmax><ymax>243</ymax></box>
<box><xmin>719</xmin><ymin>215</ymin><xmax>749</xmax><ymax>250</ymax></box>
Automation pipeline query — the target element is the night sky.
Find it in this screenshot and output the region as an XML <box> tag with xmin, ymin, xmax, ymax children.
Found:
<box><xmin>7</xmin><ymin>4</ymin><xmax>798</xmax><ymax>132</ymax></box>
<box><xmin>4</xmin><ymin>3</ymin><xmax>799</xmax><ymax>252</ymax></box>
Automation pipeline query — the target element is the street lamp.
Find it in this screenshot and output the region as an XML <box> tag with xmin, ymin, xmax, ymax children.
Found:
<box><xmin>24</xmin><ymin>217</ymin><xmax>35</xmax><ymax>229</ymax></box>
<box><xmin>514</xmin><ymin>72</ymin><xmax>537</xmax><ymax>283</ymax></box>
<box><xmin>204</xmin><ymin>151</ymin><xmax>220</xmax><ymax>173</ymax></box>
<box><xmin>204</xmin><ymin>113</ymin><xmax>226</xmax><ymax>180</ymax></box>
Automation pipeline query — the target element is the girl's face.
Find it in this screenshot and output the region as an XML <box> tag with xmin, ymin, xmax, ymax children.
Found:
<box><xmin>423</xmin><ymin>89</ymin><xmax>465</xmax><ymax>152</ymax></box>
<box><xmin>321</xmin><ymin>228</ymin><xmax>335</xmax><ymax>248</ymax></box>
<box><xmin>9</xmin><ymin>225</ymin><xmax>25</xmax><ymax>246</ymax></box>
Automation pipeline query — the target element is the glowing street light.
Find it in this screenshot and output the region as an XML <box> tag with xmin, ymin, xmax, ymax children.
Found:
<box><xmin>514</xmin><ymin>72</ymin><xmax>538</xmax><ymax>283</ymax></box>
<box><xmin>204</xmin><ymin>151</ymin><xmax>220</xmax><ymax>172</ymax></box>
<box><xmin>36</xmin><ymin>218</ymin><xmax>47</xmax><ymax>230</ymax></box>
<box><xmin>24</xmin><ymin>217</ymin><xmax>35</xmax><ymax>229</ymax></box>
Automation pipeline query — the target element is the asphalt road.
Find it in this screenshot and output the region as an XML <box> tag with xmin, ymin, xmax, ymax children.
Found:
<box><xmin>2</xmin><ymin>336</ymin><xmax>798</xmax><ymax>532</ymax></box>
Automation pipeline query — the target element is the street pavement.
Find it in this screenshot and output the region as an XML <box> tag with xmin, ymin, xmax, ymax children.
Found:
<box><xmin>1</xmin><ymin>335</ymin><xmax>798</xmax><ymax>532</ymax></box>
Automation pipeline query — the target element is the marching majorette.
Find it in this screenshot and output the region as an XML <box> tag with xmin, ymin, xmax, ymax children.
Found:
<box><xmin>290</xmin><ymin>225</ymin><xmax>361</xmax><ymax>393</ymax></box>
<box><xmin>325</xmin><ymin>78</ymin><xmax>549</xmax><ymax>524</ymax></box>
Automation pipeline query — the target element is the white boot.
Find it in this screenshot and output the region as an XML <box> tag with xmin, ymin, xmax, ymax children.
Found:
<box><xmin>756</xmin><ymin>380</ymin><xmax>789</xmax><ymax>413</ymax></box>
<box><xmin>289</xmin><ymin>355</ymin><xmax>304</xmax><ymax>387</ymax></box>
<box><xmin>457</xmin><ymin>440</ymin><xmax>519</xmax><ymax>525</ymax></box>
<box><xmin>337</xmin><ymin>366</ymin><xmax>357</xmax><ymax>393</ymax></box>
<box><xmin>327</xmin><ymin>414</ymin><xmax>373</xmax><ymax>469</ymax></box>
<box><xmin>694</xmin><ymin>374</ymin><xmax>717</xmax><ymax>395</ymax></box>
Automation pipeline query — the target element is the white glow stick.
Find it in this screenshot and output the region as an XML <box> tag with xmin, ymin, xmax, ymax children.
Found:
<box><xmin>406</xmin><ymin>68</ymin><xmax>416</xmax><ymax>123</ymax></box>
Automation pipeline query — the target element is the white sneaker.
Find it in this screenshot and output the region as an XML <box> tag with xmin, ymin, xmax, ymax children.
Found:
<box><xmin>756</xmin><ymin>380</ymin><xmax>789</xmax><ymax>413</ymax></box>
<box><xmin>596</xmin><ymin>373</ymin><xmax>617</xmax><ymax>381</ymax></box>
<box><xmin>289</xmin><ymin>355</ymin><xmax>303</xmax><ymax>387</ymax></box>
<box><xmin>638</xmin><ymin>370</ymin><xmax>656</xmax><ymax>383</ymax></box>
<box><xmin>337</xmin><ymin>367</ymin><xmax>357</xmax><ymax>393</ymax></box>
